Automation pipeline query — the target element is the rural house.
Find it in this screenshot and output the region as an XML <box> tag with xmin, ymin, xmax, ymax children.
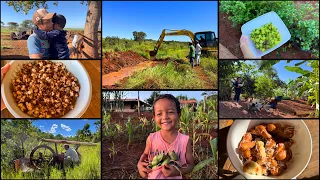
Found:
<box><xmin>106</xmin><ymin>99</ymin><xmax>151</xmax><ymax>112</ymax></box>
<box><xmin>179</xmin><ymin>99</ymin><xmax>198</xmax><ymax>111</ymax></box>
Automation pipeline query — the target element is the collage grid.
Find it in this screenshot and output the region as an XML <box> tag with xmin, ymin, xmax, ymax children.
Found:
<box><xmin>1</xmin><ymin>0</ymin><xmax>319</xmax><ymax>179</ymax></box>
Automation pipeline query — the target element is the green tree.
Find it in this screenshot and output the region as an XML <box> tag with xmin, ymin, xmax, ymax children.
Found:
<box><xmin>20</xmin><ymin>20</ymin><xmax>33</xmax><ymax>30</ymax></box>
<box><xmin>254</xmin><ymin>75</ymin><xmax>276</xmax><ymax>99</ymax></box>
<box><xmin>91</xmin><ymin>120</ymin><xmax>101</xmax><ymax>143</ymax></box>
<box><xmin>219</xmin><ymin>60</ymin><xmax>245</xmax><ymax>100</ymax></box>
<box><xmin>55</xmin><ymin>134</ymin><xmax>64</xmax><ymax>140</ymax></box>
<box><xmin>133</xmin><ymin>31</ymin><xmax>147</xmax><ymax>41</ymax></box>
<box><xmin>145</xmin><ymin>91</ymin><xmax>161</xmax><ymax>105</ymax></box>
<box><xmin>6</xmin><ymin>1</ymin><xmax>101</xmax><ymax>59</ymax></box>
<box><xmin>176</xmin><ymin>94</ymin><xmax>189</xmax><ymax>100</ymax></box>
<box><xmin>7</xmin><ymin>22</ymin><xmax>19</xmax><ymax>30</ymax></box>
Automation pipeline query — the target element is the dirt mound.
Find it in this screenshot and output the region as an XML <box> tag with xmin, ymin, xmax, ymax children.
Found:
<box><xmin>219</xmin><ymin>100</ymin><xmax>316</xmax><ymax>118</ymax></box>
<box><xmin>102</xmin><ymin>51</ymin><xmax>148</xmax><ymax>75</ymax></box>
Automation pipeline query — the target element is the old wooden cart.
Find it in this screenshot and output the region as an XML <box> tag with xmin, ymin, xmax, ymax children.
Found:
<box><xmin>28</xmin><ymin>139</ymin><xmax>98</xmax><ymax>170</ymax></box>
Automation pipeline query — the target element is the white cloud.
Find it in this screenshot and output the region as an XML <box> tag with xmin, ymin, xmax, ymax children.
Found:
<box><xmin>39</xmin><ymin>125</ymin><xmax>44</xmax><ymax>128</ymax></box>
<box><xmin>61</xmin><ymin>124</ymin><xmax>72</xmax><ymax>132</ymax></box>
<box><xmin>49</xmin><ymin>124</ymin><xmax>58</xmax><ymax>133</ymax></box>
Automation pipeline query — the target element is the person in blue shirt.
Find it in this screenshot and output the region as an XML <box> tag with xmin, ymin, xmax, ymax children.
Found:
<box><xmin>233</xmin><ymin>77</ymin><xmax>242</xmax><ymax>102</ymax></box>
<box><xmin>28</xmin><ymin>9</ymin><xmax>56</xmax><ymax>59</ymax></box>
<box><xmin>34</xmin><ymin>14</ymin><xmax>70</xmax><ymax>59</ymax></box>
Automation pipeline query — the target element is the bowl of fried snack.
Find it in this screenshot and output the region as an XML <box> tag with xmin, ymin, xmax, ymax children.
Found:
<box><xmin>1</xmin><ymin>60</ymin><xmax>92</xmax><ymax>118</ymax></box>
<box><xmin>227</xmin><ymin>120</ymin><xmax>312</xmax><ymax>179</ymax></box>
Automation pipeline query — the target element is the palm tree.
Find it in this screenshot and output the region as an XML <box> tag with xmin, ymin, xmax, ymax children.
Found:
<box><xmin>201</xmin><ymin>92</ymin><xmax>208</xmax><ymax>113</ymax></box>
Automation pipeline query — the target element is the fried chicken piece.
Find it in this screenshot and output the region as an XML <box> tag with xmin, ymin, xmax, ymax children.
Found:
<box><xmin>269</xmin><ymin>123</ymin><xmax>295</xmax><ymax>139</ymax></box>
<box><xmin>275</xmin><ymin>143</ymin><xmax>287</xmax><ymax>161</ymax></box>
<box><xmin>255</xmin><ymin>125</ymin><xmax>272</xmax><ymax>139</ymax></box>
<box><xmin>239</xmin><ymin>133</ymin><xmax>256</xmax><ymax>151</ymax></box>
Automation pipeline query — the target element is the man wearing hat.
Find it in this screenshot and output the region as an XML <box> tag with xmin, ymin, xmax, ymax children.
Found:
<box><xmin>63</xmin><ymin>144</ymin><xmax>80</xmax><ymax>167</ymax></box>
<box><xmin>27</xmin><ymin>8</ymin><xmax>56</xmax><ymax>59</ymax></box>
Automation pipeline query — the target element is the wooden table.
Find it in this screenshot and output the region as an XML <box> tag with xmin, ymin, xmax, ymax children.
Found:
<box><xmin>1</xmin><ymin>60</ymin><xmax>101</xmax><ymax>118</ymax></box>
<box><xmin>219</xmin><ymin>119</ymin><xmax>319</xmax><ymax>179</ymax></box>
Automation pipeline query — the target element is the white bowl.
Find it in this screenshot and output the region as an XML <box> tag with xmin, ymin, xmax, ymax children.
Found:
<box><xmin>1</xmin><ymin>60</ymin><xmax>92</xmax><ymax>118</ymax></box>
<box><xmin>241</xmin><ymin>11</ymin><xmax>291</xmax><ymax>57</ymax></box>
<box><xmin>227</xmin><ymin>119</ymin><xmax>312</xmax><ymax>179</ymax></box>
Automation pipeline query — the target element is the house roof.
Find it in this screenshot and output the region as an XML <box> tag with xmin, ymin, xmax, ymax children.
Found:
<box><xmin>108</xmin><ymin>99</ymin><xmax>151</xmax><ymax>106</ymax></box>
<box><xmin>179</xmin><ymin>99</ymin><xmax>197</xmax><ymax>104</ymax></box>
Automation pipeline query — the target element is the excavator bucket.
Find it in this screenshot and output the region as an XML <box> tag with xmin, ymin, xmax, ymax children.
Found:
<box><xmin>149</xmin><ymin>50</ymin><xmax>157</xmax><ymax>57</ymax></box>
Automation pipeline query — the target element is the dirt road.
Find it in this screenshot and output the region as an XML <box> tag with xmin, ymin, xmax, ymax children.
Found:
<box><xmin>102</xmin><ymin>51</ymin><xmax>215</xmax><ymax>89</ymax></box>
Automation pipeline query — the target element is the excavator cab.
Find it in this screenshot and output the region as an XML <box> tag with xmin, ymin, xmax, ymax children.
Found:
<box><xmin>149</xmin><ymin>29</ymin><xmax>218</xmax><ymax>57</ymax></box>
<box><xmin>194</xmin><ymin>31</ymin><xmax>218</xmax><ymax>49</ymax></box>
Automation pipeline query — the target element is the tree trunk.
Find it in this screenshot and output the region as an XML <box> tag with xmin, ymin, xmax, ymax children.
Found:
<box><xmin>204</xmin><ymin>95</ymin><xmax>207</xmax><ymax>113</ymax></box>
<box><xmin>82</xmin><ymin>1</ymin><xmax>101</xmax><ymax>59</ymax></box>
<box><xmin>138</xmin><ymin>91</ymin><xmax>141</xmax><ymax>117</ymax></box>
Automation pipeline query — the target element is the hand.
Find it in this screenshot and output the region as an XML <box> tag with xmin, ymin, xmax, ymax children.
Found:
<box><xmin>137</xmin><ymin>160</ymin><xmax>151</xmax><ymax>178</ymax></box>
<box><xmin>240</xmin><ymin>35</ymin><xmax>261</xmax><ymax>59</ymax></box>
<box><xmin>1</xmin><ymin>63</ymin><xmax>11</xmax><ymax>111</ymax></box>
<box><xmin>162</xmin><ymin>165</ymin><xmax>180</xmax><ymax>177</ymax></box>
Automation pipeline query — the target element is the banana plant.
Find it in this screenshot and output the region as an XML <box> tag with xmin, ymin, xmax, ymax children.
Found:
<box><xmin>284</xmin><ymin>60</ymin><xmax>319</xmax><ymax>117</ymax></box>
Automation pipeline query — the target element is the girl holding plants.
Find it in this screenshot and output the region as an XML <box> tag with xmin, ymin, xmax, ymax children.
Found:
<box><xmin>137</xmin><ymin>94</ymin><xmax>195</xmax><ymax>179</ymax></box>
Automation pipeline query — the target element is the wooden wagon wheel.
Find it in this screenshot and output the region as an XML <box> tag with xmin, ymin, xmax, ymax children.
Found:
<box><xmin>30</xmin><ymin>144</ymin><xmax>58</xmax><ymax>170</ymax></box>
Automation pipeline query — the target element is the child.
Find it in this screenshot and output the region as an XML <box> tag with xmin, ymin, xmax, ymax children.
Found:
<box><xmin>137</xmin><ymin>94</ymin><xmax>195</xmax><ymax>179</ymax></box>
<box><xmin>34</xmin><ymin>14</ymin><xmax>70</xmax><ymax>59</ymax></box>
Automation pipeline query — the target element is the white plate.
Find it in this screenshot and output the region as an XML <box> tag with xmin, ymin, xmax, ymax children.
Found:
<box><xmin>227</xmin><ymin>119</ymin><xmax>312</xmax><ymax>179</ymax></box>
<box><xmin>241</xmin><ymin>11</ymin><xmax>291</xmax><ymax>57</ymax></box>
<box><xmin>1</xmin><ymin>60</ymin><xmax>92</xmax><ymax>118</ymax></box>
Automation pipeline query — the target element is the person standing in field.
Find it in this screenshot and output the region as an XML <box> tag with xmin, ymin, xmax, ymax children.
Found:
<box><xmin>232</xmin><ymin>77</ymin><xmax>242</xmax><ymax>103</ymax></box>
<box><xmin>27</xmin><ymin>8</ymin><xmax>56</xmax><ymax>59</ymax></box>
<box><xmin>188</xmin><ymin>42</ymin><xmax>195</xmax><ymax>68</ymax></box>
<box><xmin>195</xmin><ymin>40</ymin><xmax>202</xmax><ymax>66</ymax></box>
<box><xmin>137</xmin><ymin>94</ymin><xmax>195</xmax><ymax>179</ymax></box>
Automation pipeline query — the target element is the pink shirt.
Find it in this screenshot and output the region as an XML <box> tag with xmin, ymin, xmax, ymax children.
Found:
<box><xmin>147</xmin><ymin>131</ymin><xmax>189</xmax><ymax>179</ymax></box>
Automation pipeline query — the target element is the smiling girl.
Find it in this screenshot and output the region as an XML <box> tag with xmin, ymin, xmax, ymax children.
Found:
<box><xmin>137</xmin><ymin>94</ymin><xmax>195</xmax><ymax>179</ymax></box>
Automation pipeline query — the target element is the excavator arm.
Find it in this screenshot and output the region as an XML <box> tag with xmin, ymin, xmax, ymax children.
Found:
<box><xmin>150</xmin><ymin>29</ymin><xmax>195</xmax><ymax>57</ymax></box>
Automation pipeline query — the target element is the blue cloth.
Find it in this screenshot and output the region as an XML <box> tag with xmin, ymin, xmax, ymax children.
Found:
<box><xmin>234</xmin><ymin>90</ymin><xmax>241</xmax><ymax>102</ymax></box>
<box><xmin>233</xmin><ymin>81</ymin><xmax>242</xmax><ymax>102</ymax></box>
<box><xmin>34</xmin><ymin>27</ymin><xmax>70</xmax><ymax>59</ymax></box>
<box><xmin>27</xmin><ymin>33</ymin><xmax>50</xmax><ymax>58</ymax></box>
<box><xmin>190</xmin><ymin>57</ymin><xmax>194</xmax><ymax>68</ymax></box>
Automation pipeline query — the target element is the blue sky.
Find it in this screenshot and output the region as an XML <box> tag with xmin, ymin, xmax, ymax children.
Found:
<box><xmin>103</xmin><ymin>1</ymin><xmax>218</xmax><ymax>41</ymax></box>
<box><xmin>118</xmin><ymin>91</ymin><xmax>218</xmax><ymax>103</ymax></box>
<box><xmin>273</xmin><ymin>60</ymin><xmax>312</xmax><ymax>82</ymax></box>
<box><xmin>32</xmin><ymin>119</ymin><xmax>99</xmax><ymax>137</ymax></box>
<box><xmin>1</xmin><ymin>1</ymin><xmax>99</xmax><ymax>29</ymax></box>
<box><xmin>243</xmin><ymin>60</ymin><xmax>313</xmax><ymax>83</ymax></box>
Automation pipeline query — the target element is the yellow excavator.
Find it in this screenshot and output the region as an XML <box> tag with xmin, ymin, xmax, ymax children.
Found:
<box><xmin>149</xmin><ymin>29</ymin><xmax>218</xmax><ymax>57</ymax></box>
